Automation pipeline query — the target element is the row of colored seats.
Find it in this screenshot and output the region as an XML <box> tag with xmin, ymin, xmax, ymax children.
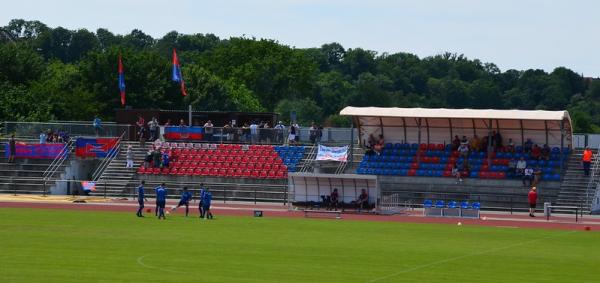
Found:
<box><xmin>174</xmin><ymin>155</ymin><xmax>282</xmax><ymax>164</ymax></box>
<box><xmin>424</xmin><ymin>200</ymin><xmax>481</xmax><ymax>210</ymax></box>
<box><xmin>275</xmin><ymin>146</ymin><xmax>306</xmax><ymax>172</ymax></box>
<box><xmin>138</xmin><ymin>166</ymin><xmax>287</xmax><ymax>179</ymax></box>
<box><xmin>169</xmin><ymin>162</ymin><xmax>286</xmax><ymax>171</ymax></box>
<box><xmin>171</xmin><ymin>149</ymin><xmax>279</xmax><ymax>158</ymax></box>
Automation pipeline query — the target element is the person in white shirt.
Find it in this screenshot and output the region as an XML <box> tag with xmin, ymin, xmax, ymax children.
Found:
<box><xmin>522</xmin><ymin>167</ymin><xmax>534</xmax><ymax>187</ymax></box>
<box><xmin>249</xmin><ymin>121</ymin><xmax>259</xmax><ymax>144</ymax></box>
<box><xmin>203</xmin><ymin>120</ymin><xmax>214</xmax><ymax>142</ymax></box>
<box><xmin>274</xmin><ymin>121</ymin><xmax>285</xmax><ymax>144</ymax></box>
<box><xmin>516</xmin><ymin>157</ymin><xmax>527</xmax><ymax>176</ymax></box>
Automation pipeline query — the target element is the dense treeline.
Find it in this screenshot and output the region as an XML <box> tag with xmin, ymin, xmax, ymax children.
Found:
<box><xmin>1</xmin><ymin>19</ymin><xmax>599</xmax><ymax>132</ymax></box>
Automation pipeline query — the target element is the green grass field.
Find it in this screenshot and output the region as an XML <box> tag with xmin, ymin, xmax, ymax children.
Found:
<box><xmin>0</xmin><ymin>208</ymin><xmax>598</xmax><ymax>283</ymax></box>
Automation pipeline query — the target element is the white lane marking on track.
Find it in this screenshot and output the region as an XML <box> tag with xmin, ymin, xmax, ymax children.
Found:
<box><xmin>367</xmin><ymin>230</ymin><xmax>576</xmax><ymax>283</ymax></box>
<box><xmin>136</xmin><ymin>255</ymin><xmax>185</xmax><ymax>273</ymax></box>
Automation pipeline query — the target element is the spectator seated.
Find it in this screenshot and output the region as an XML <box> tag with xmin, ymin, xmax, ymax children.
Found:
<box><xmin>357</xmin><ymin>142</ymin><xmax>567</xmax><ymax>181</ymax></box>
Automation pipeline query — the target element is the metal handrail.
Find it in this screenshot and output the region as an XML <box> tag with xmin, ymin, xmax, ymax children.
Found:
<box><xmin>300</xmin><ymin>145</ymin><xmax>317</xmax><ymax>172</ymax></box>
<box><xmin>334</xmin><ymin>144</ymin><xmax>351</xmax><ymax>174</ymax></box>
<box><xmin>584</xmin><ymin>145</ymin><xmax>600</xmax><ymax>212</ymax></box>
<box><xmin>42</xmin><ymin>139</ymin><xmax>75</xmax><ymax>180</ymax></box>
<box><xmin>91</xmin><ymin>132</ymin><xmax>125</xmax><ymax>181</ymax></box>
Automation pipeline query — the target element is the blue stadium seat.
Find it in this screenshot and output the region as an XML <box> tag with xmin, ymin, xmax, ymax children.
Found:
<box><xmin>460</xmin><ymin>201</ymin><xmax>469</xmax><ymax>209</ymax></box>
<box><xmin>447</xmin><ymin>201</ymin><xmax>457</xmax><ymax>208</ymax></box>
<box><xmin>471</xmin><ymin>202</ymin><xmax>481</xmax><ymax>210</ymax></box>
<box><xmin>423</xmin><ymin>199</ymin><xmax>433</xmax><ymax>208</ymax></box>
<box><xmin>435</xmin><ymin>200</ymin><xmax>445</xmax><ymax>208</ymax></box>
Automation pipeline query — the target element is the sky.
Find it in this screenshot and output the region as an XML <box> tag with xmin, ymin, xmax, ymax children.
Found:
<box><xmin>1</xmin><ymin>0</ymin><xmax>598</xmax><ymax>77</ymax></box>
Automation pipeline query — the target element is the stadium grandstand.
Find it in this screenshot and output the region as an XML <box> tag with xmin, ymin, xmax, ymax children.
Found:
<box><xmin>1</xmin><ymin>106</ymin><xmax>599</xmax><ymax>214</ymax></box>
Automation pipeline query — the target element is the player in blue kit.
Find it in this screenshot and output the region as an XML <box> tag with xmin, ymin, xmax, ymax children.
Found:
<box><xmin>155</xmin><ymin>183</ymin><xmax>167</xmax><ymax>220</ymax></box>
<box><xmin>198</xmin><ymin>183</ymin><xmax>206</xmax><ymax>218</ymax></box>
<box><xmin>202</xmin><ymin>187</ymin><xmax>213</xmax><ymax>220</ymax></box>
<box><xmin>136</xmin><ymin>181</ymin><xmax>148</xmax><ymax>217</ymax></box>
<box><xmin>171</xmin><ymin>187</ymin><xmax>192</xmax><ymax>216</ymax></box>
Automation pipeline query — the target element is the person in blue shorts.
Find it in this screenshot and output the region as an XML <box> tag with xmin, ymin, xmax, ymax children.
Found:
<box><xmin>198</xmin><ymin>183</ymin><xmax>206</xmax><ymax>218</ymax></box>
<box><xmin>156</xmin><ymin>183</ymin><xmax>167</xmax><ymax>220</ymax></box>
<box><xmin>171</xmin><ymin>187</ymin><xmax>192</xmax><ymax>216</ymax></box>
<box><xmin>154</xmin><ymin>184</ymin><xmax>162</xmax><ymax>216</ymax></box>
<box><xmin>202</xmin><ymin>187</ymin><xmax>213</xmax><ymax>220</ymax></box>
<box><xmin>136</xmin><ymin>181</ymin><xmax>148</xmax><ymax>217</ymax></box>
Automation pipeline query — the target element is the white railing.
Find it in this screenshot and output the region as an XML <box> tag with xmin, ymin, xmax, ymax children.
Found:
<box><xmin>42</xmin><ymin>139</ymin><xmax>74</xmax><ymax>180</ymax></box>
<box><xmin>585</xmin><ymin>145</ymin><xmax>600</xmax><ymax>212</ymax></box>
<box><xmin>90</xmin><ymin>132</ymin><xmax>125</xmax><ymax>181</ymax></box>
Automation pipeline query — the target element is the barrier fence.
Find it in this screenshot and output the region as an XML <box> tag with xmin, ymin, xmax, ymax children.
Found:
<box><xmin>3</xmin><ymin>121</ymin><xmax>132</xmax><ymax>140</ymax></box>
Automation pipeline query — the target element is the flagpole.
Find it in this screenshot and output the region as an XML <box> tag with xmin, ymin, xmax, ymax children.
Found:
<box><xmin>188</xmin><ymin>105</ymin><xmax>192</xmax><ymax>127</ymax></box>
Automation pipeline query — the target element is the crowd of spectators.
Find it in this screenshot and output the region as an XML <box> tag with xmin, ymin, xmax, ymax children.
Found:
<box><xmin>39</xmin><ymin>129</ymin><xmax>70</xmax><ymax>144</ymax></box>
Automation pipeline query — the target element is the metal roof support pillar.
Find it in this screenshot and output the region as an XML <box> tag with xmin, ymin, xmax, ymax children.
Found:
<box><xmin>487</xmin><ymin>119</ymin><xmax>493</xmax><ymax>167</ymax></box>
<box><xmin>379</xmin><ymin>117</ymin><xmax>384</xmax><ymax>138</ymax></box>
<box><xmin>349</xmin><ymin>120</ymin><xmax>354</xmax><ymax>164</ymax></box>
<box><xmin>402</xmin><ymin>117</ymin><xmax>407</xmax><ymax>143</ymax></box>
<box><xmin>520</xmin><ymin>120</ymin><xmax>525</xmax><ymax>147</ymax></box>
<box><xmin>544</xmin><ymin>121</ymin><xmax>549</xmax><ymax>146</ymax></box>
<box><xmin>560</xmin><ymin>119</ymin><xmax>565</xmax><ymax>174</ymax></box>
<box><xmin>448</xmin><ymin>118</ymin><xmax>453</xmax><ymax>145</ymax></box>
<box><xmin>417</xmin><ymin>118</ymin><xmax>422</xmax><ymax>163</ymax></box>
<box><xmin>425</xmin><ymin>118</ymin><xmax>430</xmax><ymax>145</ymax></box>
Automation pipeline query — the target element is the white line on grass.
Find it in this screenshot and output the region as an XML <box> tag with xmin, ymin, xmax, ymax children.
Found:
<box><xmin>368</xmin><ymin>230</ymin><xmax>576</xmax><ymax>283</ymax></box>
<box><xmin>137</xmin><ymin>255</ymin><xmax>185</xmax><ymax>273</ymax></box>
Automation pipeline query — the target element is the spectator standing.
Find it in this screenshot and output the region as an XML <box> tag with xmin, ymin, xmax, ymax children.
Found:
<box><xmin>274</xmin><ymin>121</ymin><xmax>285</xmax><ymax>144</ymax></box>
<box><xmin>528</xmin><ymin>187</ymin><xmax>538</xmax><ymax>217</ymax></box>
<box><xmin>152</xmin><ymin>149</ymin><xmax>161</xmax><ymax>168</ymax></box>
<box><xmin>242</xmin><ymin>123</ymin><xmax>250</xmax><ymax>143</ymax></box>
<box><xmin>203</xmin><ymin>120</ymin><xmax>214</xmax><ymax>142</ymax></box>
<box><xmin>288</xmin><ymin>123</ymin><xmax>297</xmax><ymax>145</ymax></box>
<box><xmin>93</xmin><ymin>116</ymin><xmax>102</xmax><ymax>136</ymax></box>
<box><xmin>39</xmin><ymin>131</ymin><xmax>46</xmax><ymax>144</ymax></box>
<box><xmin>8</xmin><ymin>134</ymin><xmax>16</xmax><ymax>163</ymax></box>
<box><xmin>136</xmin><ymin>115</ymin><xmax>145</xmax><ymax>139</ymax></box>
<box><xmin>292</xmin><ymin>122</ymin><xmax>300</xmax><ymax>143</ymax></box>
<box><xmin>316</xmin><ymin>125</ymin><xmax>323</xmax><ymax>144</ymax></box>
<box><xmin>582</xmin><ymin>147</ymin><xmax>593</xmax><ymax>176</ymax></box>
<box><xmin>161</xmin><ymin>151</ymin><xmax>170</xmax><ymax>168</ymax></box>
<box><xmin>250</xmin><ymin>121</ymin><xmax>259</xmax><ymax>144</ymax></box>
<box><xmin>126</xmin><ymin>145</ymin><xmax>134</xmax><ymax>168</ymax></box>
<box><xmin>452</xmin><ymin>135</ymin><xmax>461</xmax><ymax>151</ymax></box>
<box><xmin>144</xmin><ymin>149</ymin><xmax>152</xmax><ymax>168</ymax></box>
<box><xmin>262</xmin><ymin>122</ymin><xmax>271</xmax><ymax>144</ymax></box>
<box><xmin>148</xmin><ymin>117</ymin><xmax>159</xmax><ymax>141</ymax></box>
<box><xmin>493</xmin><ymin>131</ymin><xmax>503</xmax><ymax>149</ymax></box>
<box><xmin>309</xmin><ymin>123</ymin><xmax>317</xmax><ymax>144</ymax></box>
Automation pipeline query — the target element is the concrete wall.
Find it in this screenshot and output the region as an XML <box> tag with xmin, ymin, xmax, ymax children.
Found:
<box><xmin>51</xmin><ymin>159</ymin><xmax>98</xmax><ymax>195</ymax></box>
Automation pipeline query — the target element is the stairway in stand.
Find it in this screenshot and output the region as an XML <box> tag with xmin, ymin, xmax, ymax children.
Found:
<box><xmin>93</xmin><ymin>141</ymin><xmax>147</xmax><ymax>197</ymax></box>
<box><xmin>555</xmin><ymin>148</ymin><xmax>598</xmax><ymax>212</ymax></box>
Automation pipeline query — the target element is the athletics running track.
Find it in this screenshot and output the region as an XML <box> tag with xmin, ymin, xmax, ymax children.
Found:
<box><xmin>1</xmin><ymin>197</ymin><xmax>599</xmax><ymax>232</ymax></box>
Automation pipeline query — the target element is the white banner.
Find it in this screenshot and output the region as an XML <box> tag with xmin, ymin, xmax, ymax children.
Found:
<box><xmin>316</xmin><ymin>145</ymin><xmax>348</xmax><ymax>162</ymax></box>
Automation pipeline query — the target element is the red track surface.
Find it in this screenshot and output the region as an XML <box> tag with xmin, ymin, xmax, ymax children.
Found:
<box><xmin>1</xmin><ymin>200</ymin><xmax>599</xmax><ymax>232</ymax></box>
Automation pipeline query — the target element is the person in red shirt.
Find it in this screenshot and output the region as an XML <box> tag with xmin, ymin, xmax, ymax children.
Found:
<box><xmin>582</xmin><ymin>147</ymin><xmax>593</xmax><ymax>176</ymax></box>
<box><xmin>528</xmin><ymin>187</ymin><xmax>538</xmax><ymax>217</ymax></box>
<box><xmin>530</xmin><ymin>145</ymin><xmax>542</xmax><ymax>160</ymax></box>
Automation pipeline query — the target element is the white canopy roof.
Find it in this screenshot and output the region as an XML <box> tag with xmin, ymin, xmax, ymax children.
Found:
<box><xmin>340</xmin><ymin>107</ymin><xmax>570</xmax><ymax>121</ymax></box>
<box><xmin>340</xmin><ymin>107</ymin><xmax>572</xmax><ymax>148</ymax></box>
